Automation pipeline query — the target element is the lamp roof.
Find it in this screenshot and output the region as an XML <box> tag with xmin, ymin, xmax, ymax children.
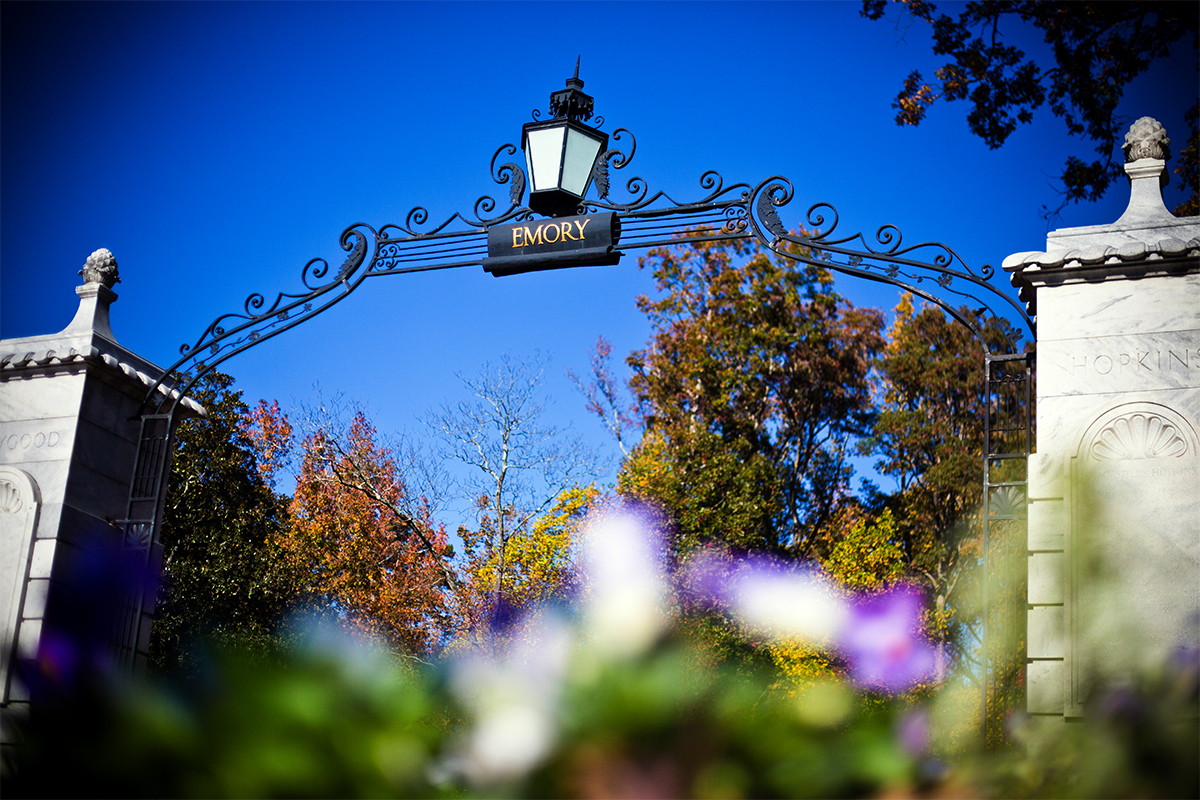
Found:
<box><xmin>548</xmin><ymin>57</ymin><xmax>594</xmax><ymax>122</ymax></box>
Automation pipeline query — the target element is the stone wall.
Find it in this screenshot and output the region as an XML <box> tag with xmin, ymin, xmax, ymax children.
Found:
<box><xmin>0</xmin><ymin>251</ymin><xmax>202</xmax><ymax>748</ymax></box>
<box><xmin>1006</xmin><ymin>118</ymin><xmax>1200</xmax><ymax>721</ymax></box>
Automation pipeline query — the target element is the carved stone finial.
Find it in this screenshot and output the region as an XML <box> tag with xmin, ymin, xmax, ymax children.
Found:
<box><xmin>1123</xmin><ymin>117</ymin><xmax>1171</xmax><ymax>162</ymax></box>
<box><xmin>79</xmin><ymin>248</ymin><xmax>120</xmax><ymax>288</ymax></box>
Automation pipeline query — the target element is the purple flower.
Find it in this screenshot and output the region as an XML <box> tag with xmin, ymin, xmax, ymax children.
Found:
<box><xmin>678</xmin><ymin>546</ymin><xmax>737</xmax><ymax>608</ymax></box>
<box><xmin>837</xmin><ymin>585</ymin><xmax>939</xmax><ymax>693</ymax></box>
<box><xmin>896</xmin><ymin>708</ymin><xmax>930</xmax><ymax>755</ymax></box>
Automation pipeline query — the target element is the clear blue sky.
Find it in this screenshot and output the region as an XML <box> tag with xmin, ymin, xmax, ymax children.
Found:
<box><xmin>2</xmin><ymin>2</ymin><xmax>1195</xmax><ymax>521</ymax></box>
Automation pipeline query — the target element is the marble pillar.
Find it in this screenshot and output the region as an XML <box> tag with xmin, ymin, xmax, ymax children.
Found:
<box><xmin>0</xmin><ymin>249</ymin><xmax>203</xmax><ymax>748</ymax></box>
<box><xmin>1005</xmin><ymin>117</ymin><xmax>1200</xmax><ymax>720</ymax></box>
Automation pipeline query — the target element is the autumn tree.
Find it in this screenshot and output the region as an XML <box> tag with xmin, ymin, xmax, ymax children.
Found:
<box><xmin>853</xmin><ymin>293</ymin><xmax>1019</xmax><ymax>664</ymax></box>
<box><xmin>862</xmin><ymin>0</ymin><xmax>1199</xmax><ymax>214</ymax></box>
<box><xmin>284</xmin><ymin>403</ymin><xmax>454</xmax><ymax>658</ymax></box>
<box><xmin>432</xmin><ymin>353</ymin><xmax>600</xmax><ymax>634</ymax></box>
<box><xmin>456</xmin><ymin>484</ymin><xmax>599</xmax><ymax>634</ymax></box>
<box><xmin>617</xmin><ymin>238</ymin><xmax>886</xmax><ymax>559</ymax></box>
<box><xmin>150</xmin><ymin>371</ymin><xmax>300</xmax><ymax>671</ymax></box>
<box><xmin>567</xmin><ymin>336</ymin><xmax>640</xmax><ymax>458</ymax></box>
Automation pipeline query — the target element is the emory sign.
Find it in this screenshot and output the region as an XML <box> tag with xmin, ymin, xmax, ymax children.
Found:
<box><xmin>483</xmin><ymin>212</ymin><xmax>622</xmax><ymax>276</ymax></box>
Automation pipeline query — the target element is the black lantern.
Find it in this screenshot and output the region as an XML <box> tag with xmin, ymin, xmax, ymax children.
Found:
<box><xmin>522</xmin><ymin>60</ymin><xmax>608</xmax><ymax>217</ymax></box>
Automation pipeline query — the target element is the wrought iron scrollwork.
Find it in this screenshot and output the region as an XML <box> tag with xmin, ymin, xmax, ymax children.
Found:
<box><xmin>735</xmin><ymin>179</ymin><xmax>1035</xmax><ymax>353</ymax></box>
<box><xmin>593</xmin><ymin>126</ymin><xmax>637</xmax><ymax>201</ymax></box>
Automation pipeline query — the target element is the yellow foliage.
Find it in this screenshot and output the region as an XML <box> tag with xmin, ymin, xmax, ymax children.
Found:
<box><xmin>768</xmin><ymin>637</ymin><xmax>840</xmax><ymax>690</ymax></box>
<box><xmin>821</xmin><ymin>508</ymin><xmax>906</xmax><ymax>592</ymax></box>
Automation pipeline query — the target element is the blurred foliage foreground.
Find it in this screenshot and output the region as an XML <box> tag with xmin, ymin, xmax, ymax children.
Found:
<box><xmin>5</xmin><ymin>505</ymin><xmax>1198</xmax><ymax>799</ymax></box>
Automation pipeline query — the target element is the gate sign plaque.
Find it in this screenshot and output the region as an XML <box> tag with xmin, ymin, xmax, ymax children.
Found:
<box><xmin>483</xmin><ymin>212</ymin><xmax>622</xmax><ymax>276</ymax></box>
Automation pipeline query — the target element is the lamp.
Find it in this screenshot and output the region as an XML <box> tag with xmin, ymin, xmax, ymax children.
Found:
<box><xmin>522</xmin><ymin>60</ymin><xmax>608</xmax><ymax>217</ymax></box>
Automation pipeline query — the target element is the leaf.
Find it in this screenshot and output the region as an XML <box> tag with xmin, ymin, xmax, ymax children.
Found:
<box><xmin>503</xmin><ymin>162</ymin><xmax>526</xmax><ymax>207</ymax></box>
<box><xmin>757</xmin><ymin>192</ymin><xmax>786</xmax><ymax>239</ymax></box>
<box><xmin>592</xmin><ymin>153</ymin><xmax>610</xmax><ymax>200</ymax></box>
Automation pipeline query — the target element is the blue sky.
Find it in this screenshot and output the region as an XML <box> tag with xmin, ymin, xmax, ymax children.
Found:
<box><xmin>2</xmin><ymin>1</ymin><xmax>1195</xmax><ymax>523</ymax></box>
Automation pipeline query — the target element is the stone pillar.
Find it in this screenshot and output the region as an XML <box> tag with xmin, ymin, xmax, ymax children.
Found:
<box><xmin>1005</xmin><ymin>118</ymin><xmax>1200</xmax><ymax>721</ymax></box>
<box><xmin>0</xmin><ymin>250</ymin><xmax>202</xmax><ymax>748</ymax></box>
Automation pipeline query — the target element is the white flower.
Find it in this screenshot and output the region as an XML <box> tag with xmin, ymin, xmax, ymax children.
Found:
<box><xmin>447</xmin><ymin>608</ymin><xmax>572</xmax><ymax>784</ymax></box>
<box><xmin>579</xmin><ymin>506</ymin><xmax>671</xmax><ymax>659</ymax></box>
<box><xmin>727</xmin><ymin>558</ymin><xmax>848</xmax><ymax>645</ymax></box>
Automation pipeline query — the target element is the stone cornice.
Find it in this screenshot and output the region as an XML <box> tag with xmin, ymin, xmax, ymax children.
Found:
<box><xmin>1003</xmin><ymin>119</ymin><xmax>1200</xmax><ymax>321</ymax></box>
<box><xmin>0</xmin><ymin>337</ymin><xmax>206</xmax><ymax>417</ymax></box>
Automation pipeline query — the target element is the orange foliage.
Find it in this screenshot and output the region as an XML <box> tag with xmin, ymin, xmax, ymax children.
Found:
<box><xmin>282</xmin><ymin>412</ymin><xmax>452</xmax><ymax>656</ymax></box>
<box><xmin>242</xmin><ymin>399</ymin><xmax>293</xmax><ymax>485</ymax></box>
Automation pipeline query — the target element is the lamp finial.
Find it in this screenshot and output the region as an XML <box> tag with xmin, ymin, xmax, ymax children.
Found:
<box><xmin>549</xmin><ymin>60</ymin><xmax>594</xmax><ymax>122</ymax></box>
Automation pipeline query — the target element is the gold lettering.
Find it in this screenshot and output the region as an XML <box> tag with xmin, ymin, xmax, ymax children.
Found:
<box><xmin>544</xmin><ymin>223</ymin><xmax>560</xmax><ymax>244</ymax></box>
<box><xmin>575</xmin><ymin>219</ymin><xmax>590</xmax><ymax>238</ymax></box>
<box><xmin>524</xmin><ymin>226</ymin><xmax>542</xmax><ymax>246</ymax></box>
<box><xmin>560</xmin><ymin>221</ymin><xmax>576</xmax><ymax>241</ymax></box>
<box><xmin>512</xmin><ymin>227</ymin><xmax>524</xmax><ymax>248</ymax></box>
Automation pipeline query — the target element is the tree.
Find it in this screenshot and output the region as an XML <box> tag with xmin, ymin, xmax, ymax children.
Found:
<box><xmin>862</xmin><ymin>0</ymin><xmax>1199</xmax><ymax>214</ymax></box>
<box><xmin>855</xmin><ymin>293</ymin><xmax>1018</xmax><ymax>664</ymax></box>
<box><xmin>432</xmin><ymin>353</ymin><xmax>600</xmax><ymax>629</ymax></box>
<box><xmin>150</xmin><ymin>372</ymin><xmax>299</xmax><ymax>671</ymax></box>
<box><xmin>567</xmin><ymin>336</ymin><xmax>640</xmax><ymax>458</ymax></box>
<box><xmin>283</xmin><ymin>405</ymin><xmax>453</xmax><ymax>658</ymax></box>
<box><xmin>618</xmin><ymin>238</ymin><xmax>886</xmax><ymax>559</ymax></box>
<box><xmin>456</xmin><ymin>483</ymin><xmax>598</xmax><ymax>634</ymax></box>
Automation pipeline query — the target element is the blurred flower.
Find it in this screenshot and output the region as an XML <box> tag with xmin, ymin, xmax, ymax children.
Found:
<box><xmin>447</xmin><ymin>607</ymin><xmax>572</xmax><ymax>784</ymax></box>
<box><xmin>896</xmin><ymin>707</ymin><xmax>931</xmax><ymax>755</ymax></box>
<box><xmin>579</xmin><ymin>503</ymin><xmax>671</xmax><ymax>659</ymax></box>
<box><xmin>678</xmin><ymin>544</ymin><xmax>735</xmax><ymax>609</ymax></box>
<box><xmin>1168</xmin><ymin>641</ymin><xmax>1200</xmax><ymax>700</ymax></box>
<box><xmin>1095</xmin><ymin>684</ymin><xmax>1146</xmax><ymax>726</ymax></box>
<box><xmin>838</xmin><ymin>586</ymin><xmax>939</xmax><ymax>693</ymax></box>
<box><xmin>726</xmin><ymin>556</ymin><xmax>848</xmax><ymax>646</ymax></box>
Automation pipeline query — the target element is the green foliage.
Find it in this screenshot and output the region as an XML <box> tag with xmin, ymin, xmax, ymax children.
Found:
<box><xmin>862</xmin><ymin>0</ymin><xmax>1200</xmax><ymax>213</ymax></box>
<box><xmin>855</xmin><ymin>294</ymin><xmax>1018</xmax><ymax>648</ymax></box>
<box><xmin>8</xmin><ymin>483</ymin><xmax>1197</xmax><ymax>799</ymax></box>
<box><xmin>150</xmin><ymin>371</ymin><xmax>299</xmax><ymax>672</ymax></box>
<box><xmin>7</xmin><ymin>624</ymin><xmax>453</xmax><ymax>799</ymax></box>
<box><xmin>864</xmin><ymin>293</ymin><xmax>1000</xmax><ymax>540</ymax></box>
<box><xmin>620</xmin><ymin>238</ymin><xmax>885</xmax><ymax>557</ymax></box>
<box><xmin>523</xmin><ymin>639</ymin><xmax>914</xmax><ymax>799</ymax></box>
<box><xmin>620</xmin><ymin>429</ymin><xmax>781</xmax><ymax>558</ymax></box>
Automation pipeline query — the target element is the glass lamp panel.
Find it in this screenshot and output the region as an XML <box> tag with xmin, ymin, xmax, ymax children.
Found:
<box><xmin>525</xmin><ymin>126</ymin><xmax>566</xmax><ymax>192</ymax></box>
<box><xmin>561</xmin><ymin>128</ymin><xmax>604</xmax><ymax>196</ymax></box>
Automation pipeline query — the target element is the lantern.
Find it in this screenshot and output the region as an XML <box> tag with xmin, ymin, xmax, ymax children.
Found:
<box><xmin>522</xmin><ymin>61</ymin><xmax>608</xmax><ymax>217</ymax></box>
